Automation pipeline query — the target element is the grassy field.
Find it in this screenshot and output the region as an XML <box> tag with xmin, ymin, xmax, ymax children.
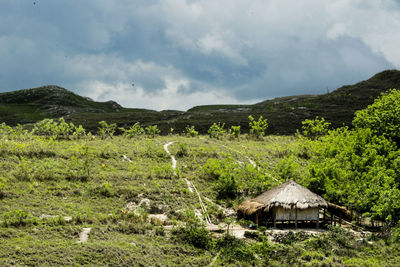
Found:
<box><xmin>1</xmin><ymin>128</ymin><xmax>399</xmax><ymax>266</ymax></box>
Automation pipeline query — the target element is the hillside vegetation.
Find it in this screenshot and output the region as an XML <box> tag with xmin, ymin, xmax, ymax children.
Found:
<box><xmin>1</xmin><ymin>70</ymin><xmax>400</xmax><ymax>135</ymax></box>
<box><xmin>1</xmin><ymin>89</ymin><xmax>400</xmax><ymax>265</ymax></box>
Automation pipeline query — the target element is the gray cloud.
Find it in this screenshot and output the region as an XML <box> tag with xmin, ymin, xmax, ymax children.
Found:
<box><xmin>0</xmin><ymin>0</ymin><xmax>398</xmax><ymax>110</ymax></box>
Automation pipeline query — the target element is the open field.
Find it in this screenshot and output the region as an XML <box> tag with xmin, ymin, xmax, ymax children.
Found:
<box><xmin>1</xmin><ymin>129</ymin><xmax>399</xmax><ymax>266</ymax></box>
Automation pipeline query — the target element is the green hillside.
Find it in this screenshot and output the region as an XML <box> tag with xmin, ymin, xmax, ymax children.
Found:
<box><xmin>1</xmin><ymin>70</ymin><xmax>400</xmax><ymax>134</ymax></box>
<box><xmin>1</xmin><ymin>88</ymin><xmax>400</xmax><ymax>265</ymax></box>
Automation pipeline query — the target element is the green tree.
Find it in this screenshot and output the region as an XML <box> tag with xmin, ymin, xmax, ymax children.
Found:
<box><xmin>301</xmin><ymin>116</ymin><xmax>331</xmax><ymax>139</ymax></box>
<box><xmin>184</xmin><ymin>125</ymin><xmax>198</xmax><ymax>137</ymax></box>
<box><xmin>145</xmin><ymin>125</ymin><xmax>160</xmax><ymax>138</ymax></box>
<box><xmin>121</xmin><ymin>122</ymin><xmax>144</xmax><ymax>138</ymax></box>
<box><xmin>248</xmin><ymin>115</ymin><xmax>268</xmax><ymax>139</ymax></box>
<box><xmin>98</xmin><ymin>121</ymin><xmax>116</xmax><ymax>139</ymax></box>
<box><xmin>229</xmin><ymin>125</ymin><xmax>241</xmax><ymax>138</ymax></box>
<box><xmin>353</xmin><ymin>89</ymin><xmax>400</xmax><ymax>145</ymax></box>
<box><xmin>208</xmin><ymin>122</ymin><xmax>226</xmax><ymax>139</ymax></box>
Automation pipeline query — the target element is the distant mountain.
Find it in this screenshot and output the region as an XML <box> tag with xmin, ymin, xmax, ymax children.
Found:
<box><xmin>1</xmin><ymin>70</ymin><xmax>399</xmax><ymax>134</ymax></box>
<box><xmin>0</xmin><ymin>85</ymin><xmax>122</xmax><ymax>125</ymax></box>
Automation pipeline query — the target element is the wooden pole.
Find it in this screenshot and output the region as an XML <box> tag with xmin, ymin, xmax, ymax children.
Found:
<box><xmin>316</xmin><ymin>209</ymin><xmax>320</xmax><ymax>229</ymax></box>
<box><xmin>295</xmin><ymin>208</ymin><xmax>298</xmax><ymax>229</ymax></box>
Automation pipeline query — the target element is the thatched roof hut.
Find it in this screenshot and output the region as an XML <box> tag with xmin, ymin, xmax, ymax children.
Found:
<box><xmin>238</xmin><ymin>180</ymin><xmax>328</xmax><ymax>227</ymax></box>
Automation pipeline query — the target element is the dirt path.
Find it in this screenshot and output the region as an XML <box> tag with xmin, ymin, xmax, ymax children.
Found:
<box><xmin>221</xmin><ymin>144</ymin><xmax>257</xmax><ymax>167</ymax></box>
<box><xmin>221</xmin><ymin>144</ymin><xmax>280</xmax><ymax>182</ymax></box>
<box><xmin>77</xmin><ymin>227</ymin><xmax>91</xmax><ymax>243</ymax></box>
<box><xmin>163</xmin><ymin>142</ymin><xmax>177</xmax><ymax>171</ymax></box>
<box><xmin>164</xmin><ymin>141</ymin><xmax>211</xmax><ymax>224</ymax></box>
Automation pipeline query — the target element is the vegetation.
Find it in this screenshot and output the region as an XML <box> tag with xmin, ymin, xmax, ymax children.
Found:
<box><xmin>1</xmin><ymin>74</ymin><xmax>400</xmax><ymax>264</ymax></box>
<box><xmin>302</xmin><ymin>90</ymin><xmax>400</xmax><ymax>225</ymax></box>
<box><xmin>208</xmin><ymin>122</ymin><xmax>226</xmax><ymax>139</ymax></box>
<box><xmin>300</xmin><ymin>116</ymin><xmax>331</xmax><ymax>139</ymax></box>
<box><xmin>248</xmin><ymin>115</ymin><xmax>268</xmax><ymax>139</ymax></box>
<box><xmin>2</xmin><ymin>70</ymin><xmax>400</xmax><ymax>135</ymax></box>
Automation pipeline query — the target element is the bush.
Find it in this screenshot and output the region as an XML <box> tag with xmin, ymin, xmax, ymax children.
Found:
<box><xmin>145</xmin><ymin>125</ymin><xmax>160</xmax><ymax>138</ymax></box>
<box><xmin>184</xmin><ymin>125</ymin><xmax>198</xmax><ymax>137</ymax></box>
<box><xmin>2</xmin><ymin>210</ymin><xmax>38</xmax><ymax>227</ymax></box>
<box><xmin>353</xmin><ymin>89</ymin><xmax>400</xmax><ymax>145</ymax></box>
<box><xmin>73</xmin><ymin>125</ymin><xmax>86</xmax><ymax>139</ymax></box>
<box><xmin>176</xmin><ymin>143</ymin><xmax>188</xmax><ymax>158</ymax></box>
<box><xmin>33</xmin><ymin>118</ymin><xmax>83</xmax><ymax>139</ymax></box>
<box><xmin>229</xmin><ymin>125</ymin><xmax>241</xmax><ymax>138</ymax></box>
<box><xmin>98</xmin><ymin>182</ymin><xmax>113</xmax><ymax>197</ymax></box>
<box><xmin>249</xmin><ymin>115</ymin><xmax>268</xmax><ymax>139</ymax></box>
<box><xmin>172</xmin><ymin>210</ymin><xmax>212</xmax><ymax>249</ymax></box>
<box><xmin>67</xmin><ymin>144</ymin><xmax>92</xmax><ymax>181</ymax></box>
<box><xmin>217</xmin><ymin>234</ymin><xmax>255</xmax><ymax>263</ymax></box>
<box><xmin>208</xmin><ymin>123</ymin><xmax>226</xmax><ymax>139</ymax></box>
<box><xmin>121</xmin><ymin>122</ymin><xmax>144</xmax><ymax>138</ymax></box>
<box><xmin>277</xmin><ymin>155</ymin><xmax>299</xmax><ymax>180</ymax></box>
<box><xmin>305</xmin><ymin>127</ymin><xmax>400</xmax><ymax>222</ymax></box>
<box><xmin>301</xmin><ymin>116</ymin><xmax>331</xmax><ymax>139</ymax></box>
<box><xmin>98</xmin><ymin>121</ymin><xmax>116</xmax><ymax>139</ymax></box>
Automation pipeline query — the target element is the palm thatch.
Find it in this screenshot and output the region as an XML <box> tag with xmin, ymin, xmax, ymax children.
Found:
<box><xmin>327</xmin><ymin>202</ymin><xmax>352</xmax><ymax>221</ymax></box>
<box><xmin>238</xmin><ymin>180</ymin><xmax>328</xmax><ymax>217</ymax></box>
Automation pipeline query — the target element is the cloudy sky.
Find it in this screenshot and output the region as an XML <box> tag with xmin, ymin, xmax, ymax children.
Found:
<box><xmin>1</xmin><ymin>0</ymin><xmax>399</xmax><ymax>110</ymax></box>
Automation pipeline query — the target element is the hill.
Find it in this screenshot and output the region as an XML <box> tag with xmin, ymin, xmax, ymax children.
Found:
<box><xmin>1</xmin><ymin>70</ymin><xmax>400</xmax><ymax>134</ymax></box>
<box><xmin>0</xmin><ymin>132</ymin><xmax>399</xmax><ymax>265</ymax></box>
<box><xmin>0</xmin><ymin>85</ymin><xmax>124</xmax><ymax>125</ymax></box>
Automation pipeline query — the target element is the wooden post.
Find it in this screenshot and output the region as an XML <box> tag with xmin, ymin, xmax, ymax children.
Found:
<box><xmin>273</xmin><ymin>217</ymin><xmax>276</xmax><ymax>228</ymax></box>
<box><xmin>316</xmin><ymin>209</ymin><xmax>320</xmax><ymax>229</ymax></box>
<box><xmin>295</xmin><ymin>208</ymin><xmax>298</xmax><ymax>229</ymax></box>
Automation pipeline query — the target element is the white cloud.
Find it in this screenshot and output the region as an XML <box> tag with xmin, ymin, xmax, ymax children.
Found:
<box><xmin>80</xmin><ymin>79</ymin><xmax>248</xmax><ymax>111</ymax></box>
<box><xmin>62</xmin><ymin>54</ymin><xmax>251</xmax><ymax>110</ymax></box>
<box><xmin>0</xmin><ymin>0</ymin><xmax>398</xmax><ymax>108</ymax></box>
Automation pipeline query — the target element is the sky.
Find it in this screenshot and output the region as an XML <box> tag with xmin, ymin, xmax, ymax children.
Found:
<box><xmin>0</xmin><ymin>0</ymin><xmax>399</xmax><ymax>111</ymax></box>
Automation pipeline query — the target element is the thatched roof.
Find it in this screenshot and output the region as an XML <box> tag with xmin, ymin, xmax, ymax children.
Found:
<box><xmin>238</xmin><ymin>180</ymin><xmax>328</xmax><ymax>216</ymax></box>
<box><xmin>327</xmin><ymin>202</ymin><xmax>352</xmax><ymax>221</ymax></box>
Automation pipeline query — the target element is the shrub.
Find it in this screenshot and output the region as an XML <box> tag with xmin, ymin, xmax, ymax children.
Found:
<box><xmin>2</xmin><ymin>210</ymin><xmax>38</xmax><ymax>227</ymax></box>
<box><xmin>301</xmin><ymin>116</ymin><xmax>331</xmax><ymax>139</ymax></box>
<box><xmin>98</xmin><ymin>121</ymin><xmax>116</xmax><ymax>139</ymax></box>
<box><xmin>208</xmin><ymin>123</ymin><xmax>226</xmax><ymax>139</ymax></box>
<box><xmin>32</xmin><ymin>118</ymin><xmax>81</xmax><ymax>139</ymax></box>
<box><xmin>121</xmin><ymin>122</ymin><xmax>144</xmax><ymax>138</ymax></box>
<box><xmin>176</xmin><ymin>143</ymin><xmax>188</xmax><ymax>158</ymax></box>
<box><xmin>67</xmin><ymin>144</ymin><xmax>92</xmax><ymax>181</ymax></box>
<box><xmin>145</xmin><ymin>125</ymin><xmax>160</xmax><ymax>138</ymax></box>
<box><xmin>184</xmin><ymin>125</ymin><xmax>198</xmax><ymax>137</ymax></box>
<box><xmin>172</xmin><ymin>210</ymin><xmax>212</xmax><ymax>249</ymax></box>
<box><xmin>353</xmin><ymin>89</ymin><xmax>400</xmax><ymax>145</ymax></box>
<box><xmin>248</xmin><ymin>115</ymin><xmax>268</xmax><ymax>139</ymax></box>
<box><xmin>98</xmin><ymin>182</ymin><xmax>114</xmax><ymax>197</ymax></box>
<box><xmin>277</xmin><ymin>155</ymin><xmax>299</xmax><ymax>180</ymax></box>
<box><xmin>229</xmin><ymin>125</ymin><xmax>241</xmax><ymax>138</ymax></box>
<box><xmin>72</xmin><ymin>125</ymin><xmax>86</xmax><ymax>139</ymax></box>
<box><xmin>203</xmin><ymin>158</ymin><xmax>239</xmax><ymax>198</ymax></box>
<box><xmin>217</xmin><ymin>234</ymin><xmax>255</xmax><ymax>263</ymax></box>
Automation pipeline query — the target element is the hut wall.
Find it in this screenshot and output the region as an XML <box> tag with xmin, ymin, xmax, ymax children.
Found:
<box><xmin>274</xmin><ymin>207</ymin><xmax>319</xmax><ymax>221</ymax></box>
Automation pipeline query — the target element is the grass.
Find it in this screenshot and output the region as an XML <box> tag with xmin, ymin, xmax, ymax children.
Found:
<box><xmin>0</xmin><ymin>129</ymin><xmax>399</xmax><ymax>265</ymax></box>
